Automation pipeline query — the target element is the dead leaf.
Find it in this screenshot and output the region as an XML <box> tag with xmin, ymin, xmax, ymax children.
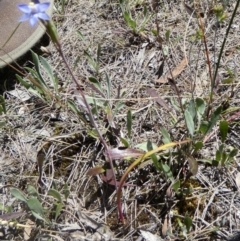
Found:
<box><xmin>235</xmin><ymin>172</ymin><xmax>240</xmax><ymax>188</ymax></box>
<box><xmin>105</xmin><ymin>147</ymin><xmax>144</xmax><ymax>160</ymax></box>
<box><xmin>24</xmin><ymin>219</ymin><xmax>34</xmax><ymax>240</ymax></box>
<box><xmin>140</xmin><ymin>230</ymin><xmax>163</xmax><ymax>241</ymax></box>
<box><xmin>154</xmin><ymin>57</ymin><xmax>188</xmax><ymax>84</ymax></box>
<box><xmin>146</xmin><ymin>87</ymin><xmax>170</xmax><ymax>111</ymax></box>
<box><xmin>162</xmin><ymin>217</ymin><xmax>168</xmax><ymax>236</ymax></box>
<box><xmin>187</xmin><ymin>156</ymin><xmax>198</xmax><ymax>175</ymax></box>
<box><xmin>87</xmin><ymin>166</ymin><xmax>105</xmax><ymax>176</ymax></box>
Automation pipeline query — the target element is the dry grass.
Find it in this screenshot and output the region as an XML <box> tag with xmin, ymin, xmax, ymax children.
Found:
<box><xmin>1</xmin><ymin>0</ymin><xmax>240</xmax><ymax>240</ymax></box>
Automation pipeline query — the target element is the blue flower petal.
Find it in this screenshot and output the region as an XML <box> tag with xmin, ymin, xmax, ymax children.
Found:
<box><xmin>37</xmin><ymin>2</ymin><xmax>50</xmax><ymax>12</ymax></box>
<box><xmin>30</xmin><ymin>15</ymin><xmax>38</xmax><ymax>26</ymax></box>
<box><xmin>18</xmin><ymin>4</ymin><xmax>32</xmax><ymax>13</ymax></box>
<box><xmin>36</xmin><ymin>13</ymin><xmax>50</xmax><ymax>21</ymax></box>
<box><xmin>19</xmin><ymin>13</ymin><xmax>31</xmax><ymax>22</ymax></box>
<box><xmin>18</xmin><ymin>1</ymin><xmax>50</xmax><ymax>26</ymax></box>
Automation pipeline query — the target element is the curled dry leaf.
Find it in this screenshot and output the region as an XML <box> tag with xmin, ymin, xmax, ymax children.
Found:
<box><xmin>154</xmin><ymin>57</ymin><xmax>188</xmax><ymax>84</ymax></box>
<box><xmin>86</xmin><ymin>166</ymin><xmax>105</xmax><ymax>176</ymax></box>
<box><xmin>162</xmin><ymin>217</ymin><xmax>168</xmax><ymax>237</ymax></box>
<box><xmin>235</xmin><ymin>172</ymin><xmax>240</xmax><ymax>189</ymax></box>
<box><xmin>140</xmin><ymin>230</ymin><xmax>163</xmax><ymax>241</ymax></box>
<box><xmin>146</xmin><ymin>87</ymin><xmax>170</xmax><ymax>111</ymax></box>
<box><xmin>105</xmin><ymin>147</ymin><xmax>145</xmax><ymax>160</ymax></box>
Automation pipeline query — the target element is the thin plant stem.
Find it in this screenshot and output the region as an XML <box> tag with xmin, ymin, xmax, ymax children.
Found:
<box><xmin>51</xmin><ymin>40</ymin><xmax>124</xmax><ymax>220</ymax></box>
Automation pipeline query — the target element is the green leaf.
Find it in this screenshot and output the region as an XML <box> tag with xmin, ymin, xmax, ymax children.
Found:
<box><xmin>30</xmin><ymin>51</ymin><xmax>47</xmax><ymax>88</ymax></box>
<box><xmin>31</xmin><ymin>211</ymin><xmax>46</xmax><ymax>221</ymax></box>
<box><xmin>54</xmin><ymin>202</ymin><xmax>63</xmax><ymax>220</ymax></box>
<box><xmin>39</xmin><ymin>56</ymin><xmax>58</xmax><ymax>92</ymax></box>
<box><xmin>221</xmin><ymin>151</ymin><xmax>227</xmax><ymax>165</ymax></box>
<box><xmin>135</xmin><ymin>142</ymin><xmax>157</xmax><ymax>152</ymax></box>
<box><xmin>196</xmin><ymin>97</ymin><xmax>205</xmax><ymax>115</ymax></box>
<box><xmin>147</xmin><ymin>141</ymin><xmax>160</xmax><ymax>169</ymax></box>
<box><xmin>160</xmin><ymin>127</ymin><xmax>172</xmax><ymax>144</ymax></box>
<box><xmin>48</xmin><ymin>189</ymin><xmax>62</xmax><ymax>203</ymax></box>
<box><xmin>165</xmin><ymin>29</ymin><xmax>170</xmax><ymax>42</ymax></box>
<box><xmin>216</xmin><ymin>150</ymin><xmax>221</xmax><ymax>162</ymax></box>
<box><xmin>0</xmin><ymin>95</ymin><xmax>6</xmax><ymax>114</ymax></box>
<box><xmin>16</xmin><ymin>74</ymin><xmax>31</xmax><ymax>89</ymax></box>
<box><xmin>184</xmin><ymin>109</ymin><xmax>195</xmax><ymax>137</ymax></box>
<box><xmin>105</xmin><ymin>73</ymin><xmax>111</xmax><ymax>100</ymax></box>
<box><xmin>97</xmin><ymin>44</ymin><xmax>101</xmax><ymax>63</ymax></box>
<box><xmin>127</xmin><ymin>110</ymin><xmax>132</xmax><ymax>138</ymax></box>
<box><xmin>229</xmin><ymin>148</ymin><xmax>238</xmax><ymax>158</ymax></box>
<box><xmin>27</xmin><ymin>185</ymin><xmax>39</xmax><ymax>198</ymax></box>
<box><xmin>88</xmin><ymin>77</ymin><xmax>102</xmax><ymax>93</ymax></box>
<box><xmin>84</xmin><ymin>50</ymin><xmax>98</xmax><ymax>72</ymax></box>
<box><xmin>199</xmin><ymin>121</ymin><xmax>209</xmax><ymax>134</ymax></box>
<box><xmin>27</xmin><ymin>197</ymin><xmax>44</xmax><ymax>216</ymax></box>
<box><xmin>187</xmin><ymin>99</ymin><xmax>196</xmax><ymax>119</ymax></box>
<box><xmin>120</xmin><ymin>137</ymin><xmax>130</xmax><ymax>147</ymax></box>
<box><xmin>76</xmin><ymin>30</ymin><xmax>84</xmax><ymax>41</ymax></box>
<box><xmin>219</xmin><ymin>120</ymin><xmax>228</xmax><ymax>143</ymax></box>
<box><xmin>172</xmin><ymin>180</ymin><xmax>180</xmax><ymax>193</ymax></box>
<box><xmin>10</xmin><ymin>188</ymin><xmax>27</xmax><ymax>202</ymax></box>
<box><xmin>124</xmin><ymin>12</ymin><xmax>136</xmax><ymax>31</ymax></box>
<box><xmin>63</xmin><ymin>184</ymin><xmax>70</xmax><ymax>200</ymax></box>
<box><xmin>194</xmin><ymin>141</ymin><xmax>203</xmax><ymax>152</ymax></box>
<box><xmin>206</xmin><ymin>106</ymin><xmax>222</xmax><ymax>134</ymax></box>
<box><xmin>161</xmin><ymin>163</ymin><xmax>174</xmax><ymax>182</ymax></box>
<box><xmin>184</xmin><ymin>216</ymin><xmax>192</xmax><ymax>233</ymax></box>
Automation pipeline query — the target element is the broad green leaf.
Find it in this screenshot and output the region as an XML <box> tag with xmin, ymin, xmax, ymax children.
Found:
<box><xmin>135</xmin><ymin>141</ymin><xmax>157</xmax><ymax>152</ymax></box>
<box><xmin>184</xmin><ymin>109</ymin><xmax>194</xmax><ymax>137</ymax></box>
<box><xmin>196</xmin><ymin>97</ymin><xmax>205</xmax><ymax>115</ymax></box>
<box><xmin>221</xmin><ymin>151</ymin><xmax>227</xmax><ymax>165</ymax></box>
<box><xmin>30</xmin><ymin>51</ymin><xmax>47</xmax><ymax>88</ymax></box>
<box><xmin>124</xmin><ymin>12</ymin><xmax>136</xmax><ymax>31</ymax></box>
<box><xmin>16</xmin><ymin>74</ymin><xmax>32</xmax><ymax>89</ymax></box>
<box><xmin>219</xmin><ymin>120</ymin><xmax>228</xmax><ymax>143</ymax></box>
<box><xmin>160</xmin><ymin>127</ymin><xmax>172</xmax><ymax>144</ymax></box>
<box><xmin>161</xmin><ymin>163</ymin><xmax>174</xmax><ymax>182</ymax></box>
<box><xmin>54</xmin><ymin>203</ymin><xmax>62</xmax><ymax>220</ymax></box>
<box><xmin>88</xmin><ymin>77</ymin><xmax>102</xmax><ymax>93</ymax></box>
<box><xmin>172</xmin><ymin>180</ymin><xmax>180</xmax><ymax>192</ymax></box>
<box><xmin>229</xmin><ymin>148</ymin><xmax>238</xmax><ymax>158</ymax></box>
<box><xmin>39</xmin><ymin>56</ymin><xmax>58</xmax><ymax>92</ymax></box>
<box><xmin>31</xmin><ymin>211</ymin><xmax>46</xmax><ymax>221</ymax></box>
<box><xmin>187</xmin><ymin>99</ymin><xmax>196</xmax><ymax>119</ymax></box>
<box><xmin>216</xmin><ymin>150</ymin><xmax>221</xmax><ymax>162</ymax></box>
<box><xmin>27</xmin><ymin>185</ymin><xmax>39</xmax><ymax>198</ymax></box>
<box><xmin>184</xmin><ymin>216</ymin><xmax>192</xmax><ymax>232</ymax></box>
<box><xmin>10</xmin><ymin>188</ymin><xmax>27</xmax><ymax>202</ymax></box>
<box><xmin>199</xmin><ymin>121</ymin><xmax>208</xmax><ymax>134</ymax></box>
<box><xmin>206</xmin><ymin>106</ymin><xmax>222</xmax><ymax>134</ymax></box>
<box><xmin>27</xmin><ymin>197</ymin><xmax>44</xmax><ymax>216</ymax></box>
<box><xmin>127</xmin><ymin>110</ymin><xmax>132</xmax><ymax>138</ymax></box>
<box><xmin>48</xmin><ymin>189</ymin><xmax>62</xmax><ymax>203</ymax></box>
<box><xmin>194</xmin><ymin>141</ymin><xmax>203</xmax><ymax>152</ymax></box>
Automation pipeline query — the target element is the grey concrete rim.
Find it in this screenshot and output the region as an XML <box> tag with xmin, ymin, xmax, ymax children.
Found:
<box><xmin>0</xmin><ymin>0</ymin><xmax>54</xmax><ymax>68</ymax></box>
